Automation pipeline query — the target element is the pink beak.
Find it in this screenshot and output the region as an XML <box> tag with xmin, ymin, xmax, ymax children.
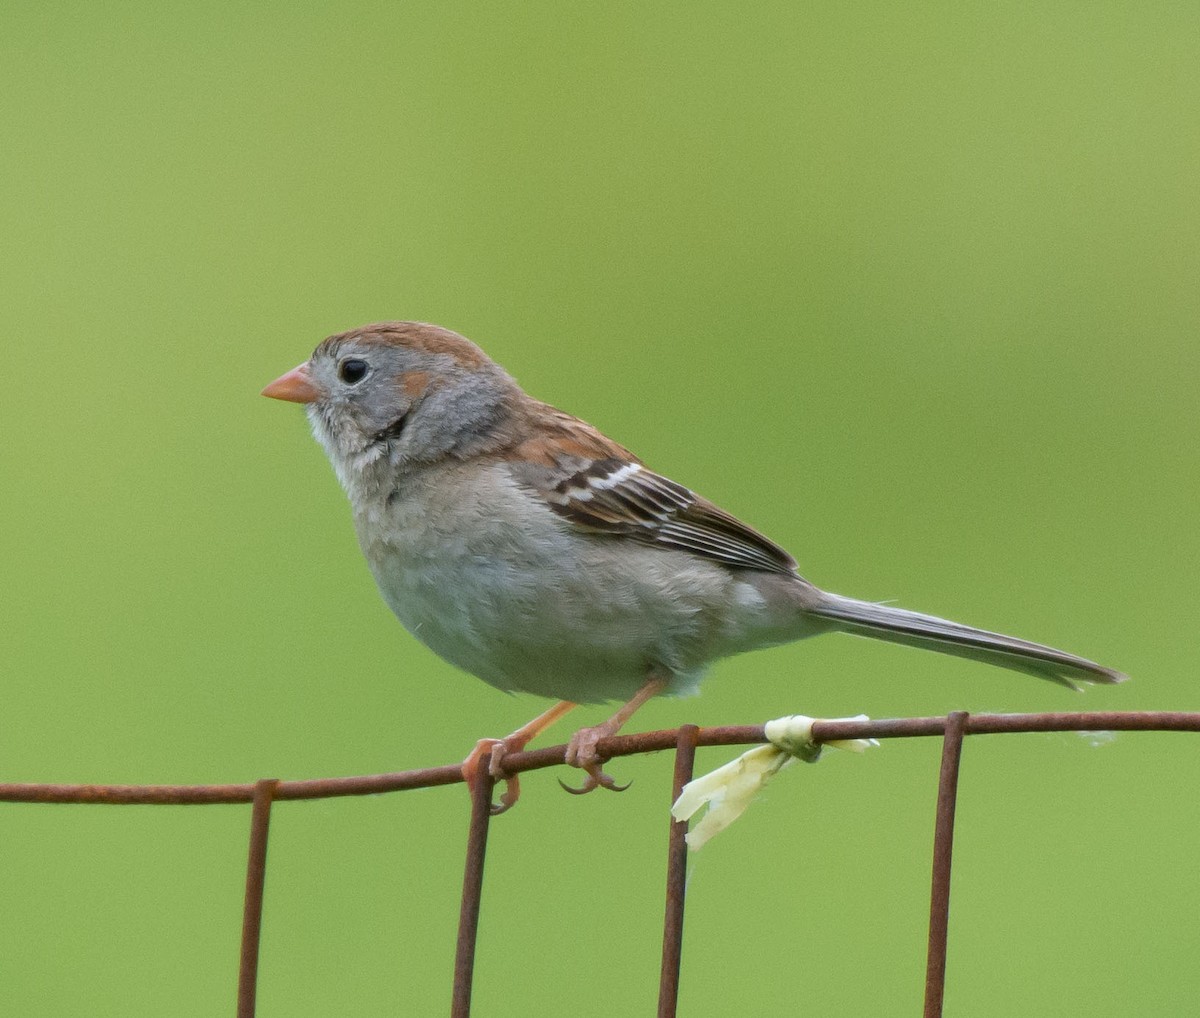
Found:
<box><xmin>262</xmin><ymin>363</ymin><xmax>320</xmax><ymax>404</ymax></box>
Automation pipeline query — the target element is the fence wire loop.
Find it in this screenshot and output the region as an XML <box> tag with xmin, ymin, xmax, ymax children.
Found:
<box><xmin>3</xmin><ymin>710</ymin><xmax>1195</xmax><ymax>1017</ymax></box>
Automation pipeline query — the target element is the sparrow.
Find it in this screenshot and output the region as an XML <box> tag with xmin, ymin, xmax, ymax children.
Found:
<box><xmin>263</xmin><ymin>321</ymin><xmax>1126</xmax><ymax>812</ymax></box>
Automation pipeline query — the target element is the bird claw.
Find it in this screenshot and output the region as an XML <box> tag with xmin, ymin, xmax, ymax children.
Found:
<box><xmin>559</xmin><ymin>724</ymin><xmax>630</xmax><ymax>796</ymax></box>
<box><xmin>557</xmin><ymin>769</ymin><xmax>632</xmax><ymax>796</ymax></box>
<box><xmin>487</xmin><ymin>774</ymin><xmax>522</xmax><ymax>815</ymax></box>
<box><xmin>462</xmin><ymin>738</ymin><xmax>521</xmax><ymax>815</ymax></box>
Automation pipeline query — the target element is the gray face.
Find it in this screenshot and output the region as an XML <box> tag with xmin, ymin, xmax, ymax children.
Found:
<box><xmin>301</xmin><ymin>334</ymin><xmax>519</xmax><ymax>492</ymax></box>
<box><xmin>304</xmin><ymin>337</ymin><xmax>425</xmax><ymax>456</ymax></box>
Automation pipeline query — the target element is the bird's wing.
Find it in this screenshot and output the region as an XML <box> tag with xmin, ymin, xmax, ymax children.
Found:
<box><xmin>505</xmin><ymin>407</ymin><xmax>797</xmax><ymax>575</ymax></box>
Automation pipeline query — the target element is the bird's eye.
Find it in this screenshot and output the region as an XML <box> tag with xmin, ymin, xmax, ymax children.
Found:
<box><xmin>338</xmin><ymin>358</ymin><xmax>369</xmax><ymax>384</ymax></box>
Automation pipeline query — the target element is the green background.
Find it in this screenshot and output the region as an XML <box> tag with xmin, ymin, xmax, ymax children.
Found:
<box><xmin>2</xmin><ymin>4</ymin><xmax>1197</xmax><ymax>1015</ymax></box>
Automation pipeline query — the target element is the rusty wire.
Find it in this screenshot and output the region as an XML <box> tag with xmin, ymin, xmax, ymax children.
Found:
<box><xmin>2</xmin><ymin>709</ymin><xmax>1198</xmax><ymax>1016</ymax></box>
<box><xmin>238</xmin><ymin>779</ymin><xmax>279</xmax><ymax>1018</ymax></box>
<box><xmin>453</xmin><ymin>767</ymin><xmax>497</xmax><ymax>1018</ymax></box>
<box><xmin>658</xmin><ymin>724</ymin><xmax>700</xmax><ymax>1018</ymax></box>
<box><xmin>924</xmin><ymin>711</ymin><xmax>967</xmax><ymax>1018</ymax></box>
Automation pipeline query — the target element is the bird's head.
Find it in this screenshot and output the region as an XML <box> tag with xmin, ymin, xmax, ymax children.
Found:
<box><xmin>263</xmin><ymin>321</ymin><xmax>520</xmax><ymax>493</ymax></box>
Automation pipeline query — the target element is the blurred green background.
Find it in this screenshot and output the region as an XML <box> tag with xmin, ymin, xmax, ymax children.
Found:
<box><xmin>1</xmin><ymin>3</ymin><xmax>1197</xmax><ymax>1015</ymax></box>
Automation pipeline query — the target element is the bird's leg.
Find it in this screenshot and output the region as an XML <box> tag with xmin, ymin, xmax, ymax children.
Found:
<box><xmin>462</xmin><ymin>700</ymin><xmax>578</xmax><ymax>815</ymax></box>
<box><xmin>561</xmin><ymin>674</ymin><xmax>669</xmax><ymax>797</ymax></box>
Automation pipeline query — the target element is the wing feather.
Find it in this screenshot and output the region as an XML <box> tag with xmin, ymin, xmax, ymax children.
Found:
<box><xmin>510</xmin><ymin>445</ymin><xmax>797</xmax><ymax>575</ymax></box>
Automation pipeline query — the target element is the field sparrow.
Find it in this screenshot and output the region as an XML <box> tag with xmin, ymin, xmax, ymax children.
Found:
<box><xmin>263</xmin><ymin>322</ymin><xmax>1125</xmax><ymax>812</ymax></box>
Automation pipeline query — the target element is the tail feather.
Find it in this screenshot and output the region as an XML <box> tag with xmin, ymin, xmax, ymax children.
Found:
<box><xmin>808</xmin><ymin>593</ymin><xmax>1127</xmax><ymax>690</ymax></box>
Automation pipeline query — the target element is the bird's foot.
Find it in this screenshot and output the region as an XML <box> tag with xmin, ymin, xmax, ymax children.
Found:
<box><xmin>558</xmin><ymin>725</ymin><xmax>631</xmax><ymax>796</ymax></box>
<box><xmin>462</xmin><ymin>700</ymin><xmax>581</xmax><ymax>815</ymax></box>
<box><xmin>462</xmin><ymin>738</ymin><xmax>521</xmax><ymax>816</ymax></box>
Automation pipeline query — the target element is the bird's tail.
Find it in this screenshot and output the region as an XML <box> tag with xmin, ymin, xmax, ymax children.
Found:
<box><xmin>807</xmin><ymin>593</ymin><xmax>1126</xmax><ymax>690</ymax></box>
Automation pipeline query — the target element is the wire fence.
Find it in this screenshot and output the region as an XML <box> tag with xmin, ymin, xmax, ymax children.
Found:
<box><xmin>2</xmin><ymin>709</ymin><xmax>1196</xmax><ymax>1017</ymax></box>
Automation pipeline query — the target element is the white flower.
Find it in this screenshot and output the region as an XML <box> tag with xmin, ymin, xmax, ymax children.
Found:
<box><xmin>671</xmin><ymin>715</ymin><xmax>878</xmax><ymax>850</ymax></box>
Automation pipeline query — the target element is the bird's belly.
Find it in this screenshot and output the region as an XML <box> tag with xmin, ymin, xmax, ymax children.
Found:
<box><xmin>367</xmin><ymin>546</ymin><xmax>700</xmax><ymax>702</ymax></box>
<box><xmin>361</xmin><ymin>513</ymin><xmax>773</xmax><ymax>701</ymax></box>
